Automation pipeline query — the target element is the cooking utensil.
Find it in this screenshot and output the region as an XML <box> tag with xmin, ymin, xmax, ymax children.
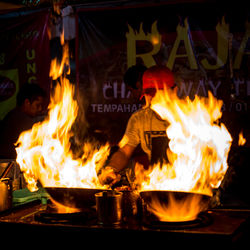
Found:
<box><xmin>0</xmin><ymin>178</ymin><xmax>12</xmax><ymax>212</ymax></box>
<box><xmin>140</xmin><ymin>190</ymin><xmax>211</xmax><ymax>222</ymax></box>
<box><xmin>45</xmin><ymin>187</ymin><xmax>108</xmax><ymax>209</ymax></box>
<box><xmin>95</xmin><ymin>190</ymin><xmax>122</xmax><ymax>225</ymax></box>
<box><xmin>140</xmin><ymin>190</ymin><xmax>210</xmax><ymax>204</ymax></box>
<box><xmin>120</xmin><ymin>190</ymin><xmax>141</xmax><ymax>222</ymax></box>
<box><xmin>0</xmin><ymin>161</ymin><xmax>14</xmax><ymax>212</ymax></box>
<box><xmin>0</xmin><ymin>161</ymin><xmax>14</xmax><ymax>179</ymax></box>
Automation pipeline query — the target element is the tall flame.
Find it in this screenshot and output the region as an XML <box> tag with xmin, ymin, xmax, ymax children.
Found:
<box><xmin>135</xmin><ymin>88</ymin><xmax>232</xmax><ymax>221</ymax></box>
<box><xmin>16</xmin><ymin>44</ymin><xmax>110</xmax><ymax>192</ymax></box>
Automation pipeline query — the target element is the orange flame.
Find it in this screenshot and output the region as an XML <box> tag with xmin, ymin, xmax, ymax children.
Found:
<box><xmin>50</xmin><ymin>197</ymin><xmax>80</xmax><ymax>213</ymax></box>
<box><xmin>238</xmin><ymin>130</ymin><xmax>246</xmax><ymax>146</ymax></box>
<box><xmin>15</xmin><ymin>43</ymin><xmax>110</xmax><ymax>192</ymax></box>
<box><xmin>147</xmin><ymin>193</ymin><xmax>206</xmax><ymax>222</ymax></box>
<box><xmin>135</xmin><ymin>88</ymin><xmax>232</xmax><ymax>221</ymax></box>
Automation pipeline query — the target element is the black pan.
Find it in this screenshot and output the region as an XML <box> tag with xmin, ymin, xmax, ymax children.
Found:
<box><xmin>140</xmin><ymin>190</ymin><xmax>211</xmax><ymax>205</ymax></box>
<box><xmin>140</xmin><ymin>190</ymin><xmax>211</xmax><ymax>222</ymax></box>
<box><xmin>45</xmin><ymin>187</ymin><xmax>108</xmax><ymax>209</ymax></box>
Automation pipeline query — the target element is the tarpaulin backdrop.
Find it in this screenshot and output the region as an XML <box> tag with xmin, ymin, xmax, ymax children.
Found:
<box><xmin>76</xmin><ymin>2</ymin><xmax>250</xmax><ymax>145</ymax></box>
<box><xmin>0</xmin><ymin>9</ymin><xmax>51</xmax><ymax>119</ymax></box>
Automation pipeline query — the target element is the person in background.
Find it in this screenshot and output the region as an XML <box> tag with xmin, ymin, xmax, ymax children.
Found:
<box><xmin>99</xmin><ymin>65</ymin><xmax>176</xmax><ymax>186</ymax></box>
<box><xmin>123</xmin><ymin>64</ymin><xmax>147</xmax><ymax>102</ymax></box>
<box><xmin>0</xmin><ymin>83</ymin><xmax>46</xmax><ymax>159</ymax></box>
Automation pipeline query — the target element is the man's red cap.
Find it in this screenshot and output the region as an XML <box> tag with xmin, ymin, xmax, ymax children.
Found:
<box><xmin>141</xmin><ymin>65</ymin><xmax>175</xmax><ymax>98</ymax></box>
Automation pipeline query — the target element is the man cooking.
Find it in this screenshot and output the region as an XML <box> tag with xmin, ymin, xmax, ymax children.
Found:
<box><xmin>99</xmin><ymin>65</ymin><xmax>176</xmax><ymax>186</ymax></box>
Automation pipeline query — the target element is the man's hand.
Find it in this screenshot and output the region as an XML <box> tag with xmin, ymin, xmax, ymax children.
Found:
<box><xmin>98</xmin><ymin>145</ymin><xmax>135</xmax><ymax>187</ymax></box>
<box><xmin>98</xmin><ymin>166</ymin><xmax>121</xmax><ymax>187</ymax></box>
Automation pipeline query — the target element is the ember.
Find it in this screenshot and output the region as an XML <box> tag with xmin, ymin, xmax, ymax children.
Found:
<box><xmin>238</xmin><ymin>130</ymin><xmax>246</xmax><ymax>146</ymax></box>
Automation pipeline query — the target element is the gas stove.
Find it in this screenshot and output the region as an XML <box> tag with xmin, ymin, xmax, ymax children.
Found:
<box><xmin>0</xmin><ymin>200</ymin><xmax>250</xmax><ymax>247</ymax></box>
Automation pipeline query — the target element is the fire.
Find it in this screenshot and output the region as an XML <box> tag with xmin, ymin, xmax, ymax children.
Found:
<box><xmin>146</xmin><ymin>192</ymin><xmax>207</xmax><ymax>222</ymax></box>
<box><xmin>15</xmin><ymin>43</ymin><xmax>110</xmax><ymax>193</ymax></box>
<box><xmin>238</xmin><ymin>130</ymin><xmax>246</xmax><ymax>146</ymax></box>
<box><xmin>49</xmin><ymin>197</ymin><xmax>80</xmax><ymax>213</ymax></box>
<box><xmin>135</xmin><ymin>88</ymin><xmax>232</xmax><ymax>221</ymax></box>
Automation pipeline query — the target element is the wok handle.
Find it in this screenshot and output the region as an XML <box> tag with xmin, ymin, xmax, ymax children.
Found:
<box><xmin>0</xmin><ymin>162</ymin><xmax>14</xmax><ymax>179</ymax></box>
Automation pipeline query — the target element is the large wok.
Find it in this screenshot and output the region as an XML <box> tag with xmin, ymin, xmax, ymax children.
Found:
<box><xmin>140</xmin><ymin>190</ymin><xmax>211</xmax><ymax>205</ymax></box>
<box><xmin>45</xmin><ymin>187</ymin><xmax>108</xmax><ymax>209</ymax></box>
<box><xmin>140</xmin><ymin>190</ymin><xmax>211</xmax><ymax>222</ymax></box>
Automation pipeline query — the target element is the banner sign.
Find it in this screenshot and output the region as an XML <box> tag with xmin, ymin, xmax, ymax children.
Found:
<box><xmin>0</xmin><ymin>9</ymin><xmax>51</xmax><ymax>119</ymax></box>
<box><xmin>77</xmin><ymin>2</ymin><xmax>249</xmax><ymax>144</ymax></box>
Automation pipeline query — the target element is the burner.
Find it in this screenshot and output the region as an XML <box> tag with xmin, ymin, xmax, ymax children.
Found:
<box><xmin>34</xmin><ymin>205</ymin><xmax>97</xmax><ymax>224</ymax></box>
<box><xmin>143</xmin><ymin>211</ymin><xmax>213</xmax><ymax>230</ymax></box>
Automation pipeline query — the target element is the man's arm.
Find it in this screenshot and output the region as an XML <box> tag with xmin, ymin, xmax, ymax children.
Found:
<box><xmin>99</xmin><ymin>112</ymin><xmax>139</xmax><ymax>186</ymax></box>
<box><xmin>108</xmin><ymin>144</ymin><xmax>136</xmax><ymax>172</ymax></box>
